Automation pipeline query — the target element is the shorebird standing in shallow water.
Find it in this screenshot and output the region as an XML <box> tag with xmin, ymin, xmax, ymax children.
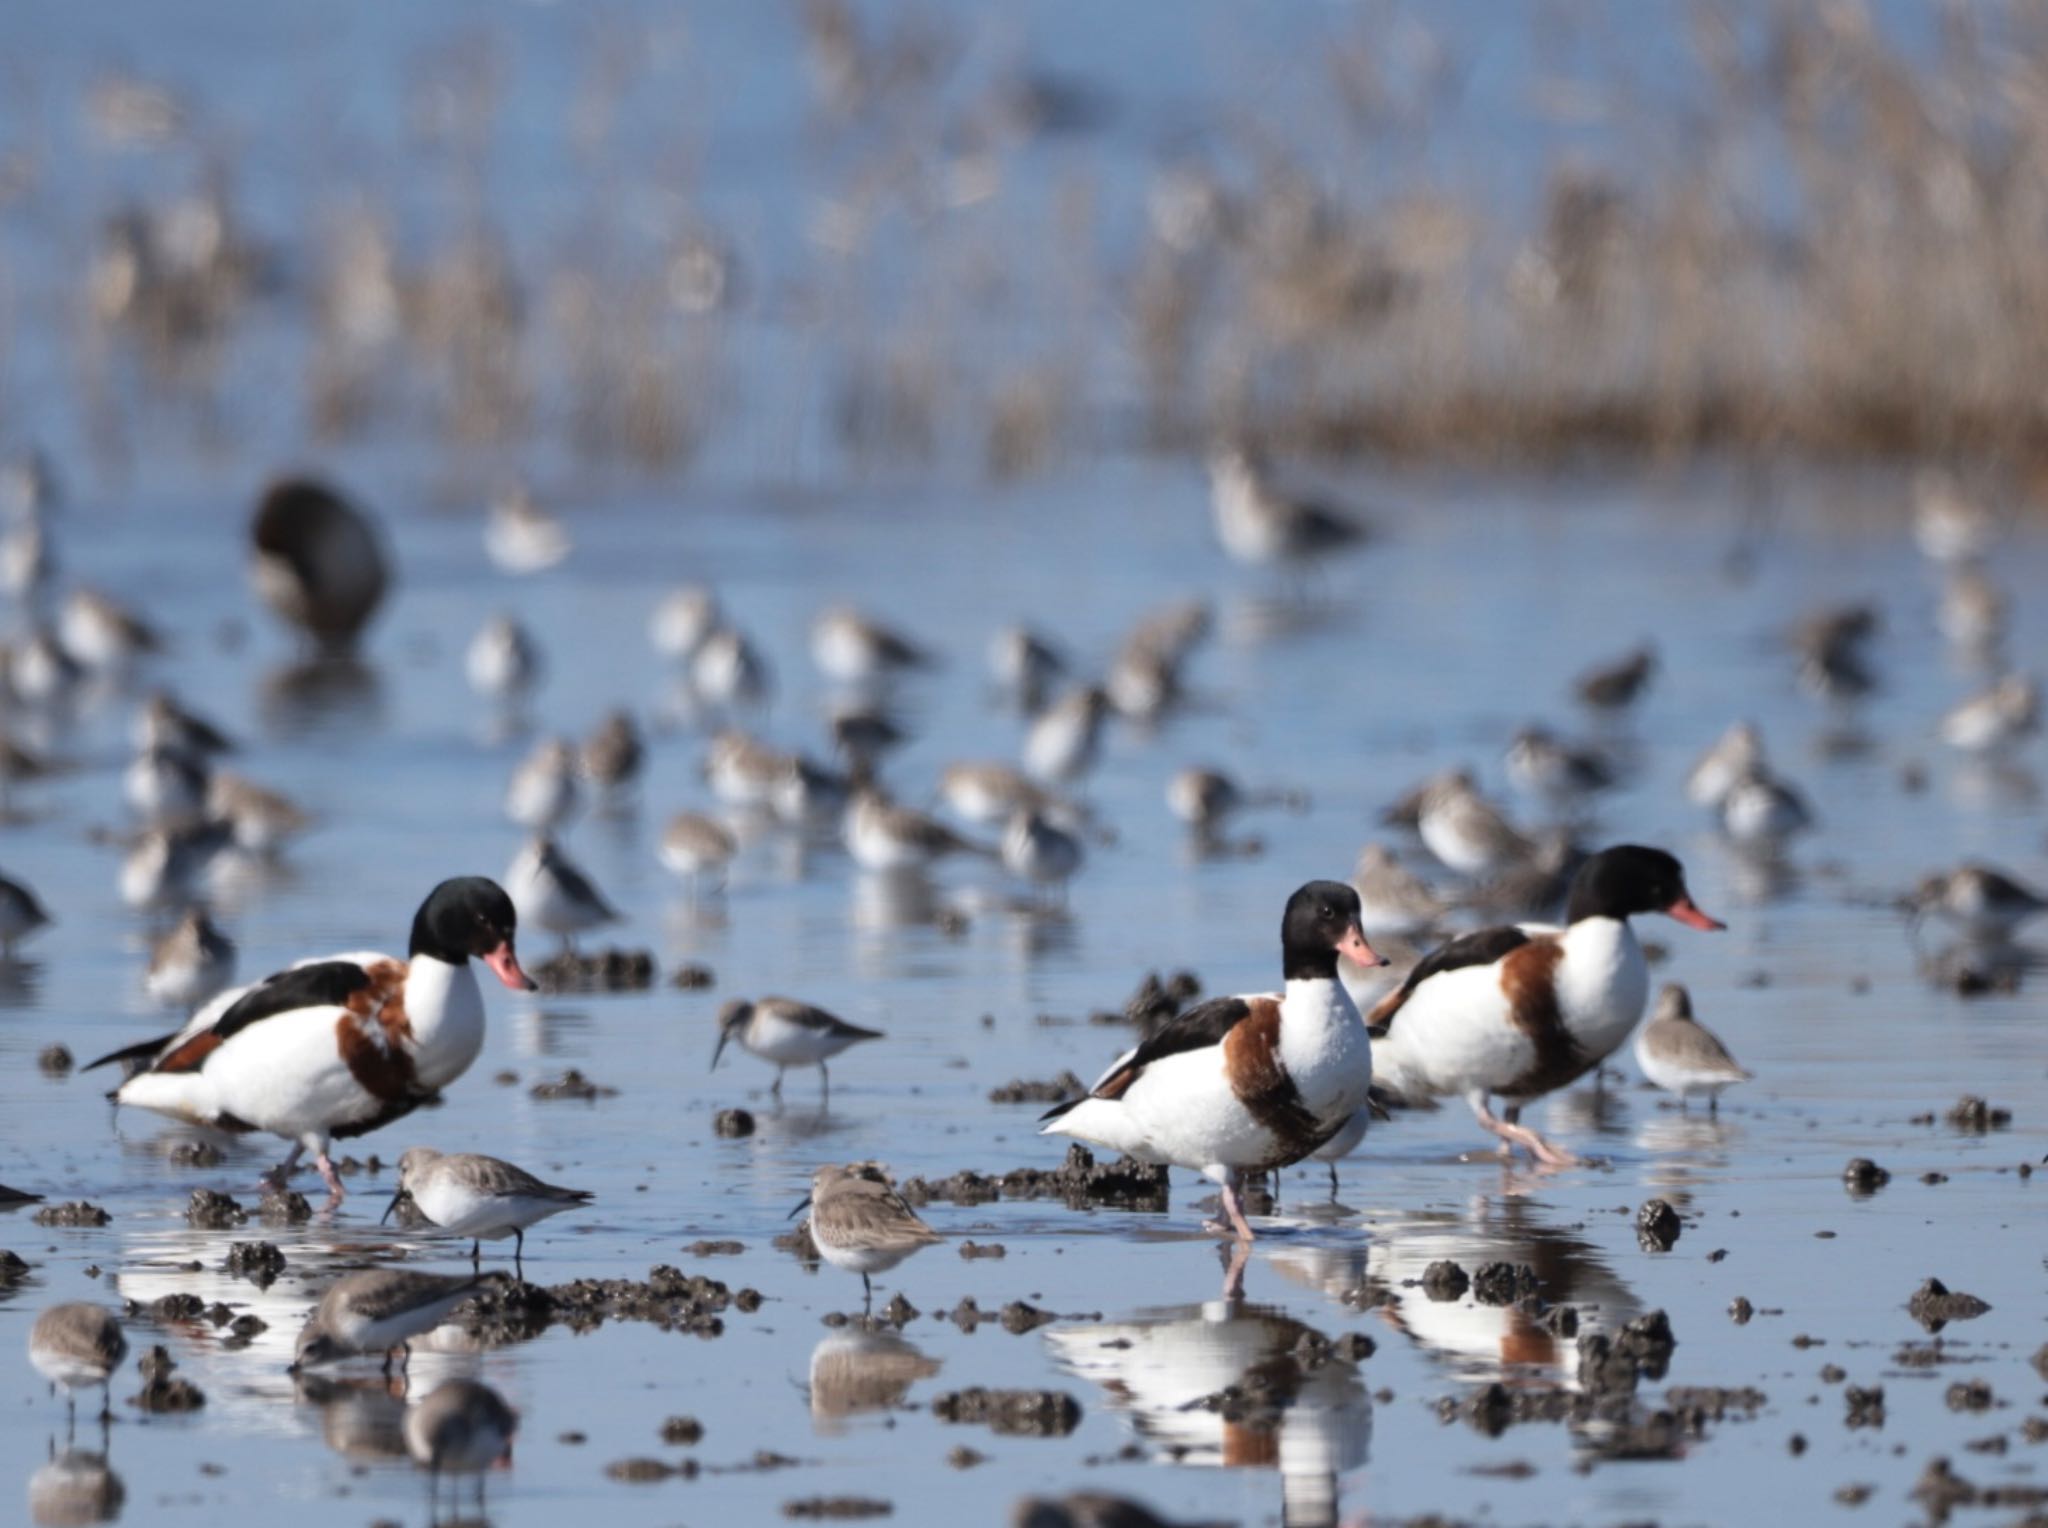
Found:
<box><xmin>28</xmin><ymin>1304</ymin><xmax>127</xmax><ymax>1427</ymax></box>
<box><xmin>1043</xmin><ymin>882</ymin><xmax>1384</xmax><ymax>1251</ymax></box>
<box><xmin>406</xmin><ymin>1378</ymin><xmax>518</xmax><ymax>1515</ymax></box>
<box><xmin>659</xmin><ymin>811</ymin><xmax>737</xmax><ymax>897</ymax></box>
<box><xmin>713</xmin><ymin>997</ymin><xmax>882</xmax><ymax>1100</ymax></box>
<box><xmin>1207</xmin><ymin>447</ymin><xmax>1369</xmax><ymax>570</ymax></box>
<box><xmin>1633</xmin><ymin>983</ymin><xmax>1750</xmax><ymax>1112</ymax></box>
<box><xmin>145</xmin><ymin>908</ymin><xmax>235</xmax><ymax>1009</ymax></box>
<box><xmin>292</xmin><ymin>1269</ymin><xmax>492</xmax><ymax>1375</ymax></box>
<box><xmin>0</xmin><ymin>868</ymin><xmax>53</xmax><ymax>956</ymax></box>
<box><xmin>792</xmin><ymin>1163</ymin><xmax>941</xmax><ymax>1310</ymax></box>
<box><xmin>1912</xmin><ymin>863</ymin><xmax>2048</xmax><ymax>941</ymax></box>
<box><xmin>386</xmin><ymin>1147</ymin><xmax>593</xmax><ymax>1277</ymax></box>
<box><xmin>1370</xmin><ymin>846</ymin><xmax>1723</xmax><ymax>1167</ymax></box>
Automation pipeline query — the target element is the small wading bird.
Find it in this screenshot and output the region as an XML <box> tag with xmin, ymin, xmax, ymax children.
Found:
<box><xmin>27</xmin><ymin>1304</ymin><xmax>127</xmax><ymax>1427</ymax></box>
<box><xmin>791</xmin><ymin>1163</ymin><xmax>941</xmax><ymax>1310</ymax></box>
<box><xmin>292</xmin><ymin>1269</ymin><xmax>493</xmax><ymax>1375</ymax></box>
<box><xmin>1632</xmin><ymin>983</ymin><xmax>1751</xmax><ymax>1112</ymax></box>
<box><xmin>712</xmin><ymin>997</ymin><xmax>883</xmax><ymax>1100</ymax></box>
<box><xmin>384</xmin><ymin>1147</ymin><xmax>593</xmax><ymax>1277</ymax></box>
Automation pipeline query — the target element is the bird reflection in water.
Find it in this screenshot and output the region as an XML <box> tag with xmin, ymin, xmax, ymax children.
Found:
<box><xmin>1357</xmin><ymin>1197</ymin><xmax>1639</xmax><ymax>1387</ymax></box>
<box><xmin>806</xmin><ymin>1327</ymin><xmax>941</xmax><ymax>1434</ymax></box>
<box><xmin>257</xmin><ymin>653</ymin><xmax>382</xmax><ymax>740</ymax></box>
<box><xmin>1045</xmin><ymin>1298</ymin><xmax>1371</xmax><ymax>1528</ymax></box>
<box><xmin>28</xmin><ymin>1443</ymin><xmax>125</xmax><ymax>1527</ymax></box>
<box><xmin>294</xmin><ymin>1370</ymin><xmax>411</xmax><ymax>1463</ymax></box>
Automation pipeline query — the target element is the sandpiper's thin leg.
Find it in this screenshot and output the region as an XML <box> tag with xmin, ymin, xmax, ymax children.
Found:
<box><xmin>771</xmin><ymin>1068</ymin><xmax>784</xmax><ymax>1097</ymax></box>
<box><xmin>514</xmin><ymin>1228</ymin><xmax>526</xmax><ymax>1279</ymax></box>
<box><xmin>861</xmin><ymin>1272</ymin><xmax>872</xmax><ymax>1311</ymax></box>
<box><xmin>1708</xmin><ymin>1094</ymin><xmax>1719</xmax><ymax>1116</ymax></box>
<box><xmin>470</xmin><ymin>1240</ymin><xmax>481</xmax><ymax>1272</ymax></box>
<box><xmin>1327</xmin><ymin>1162</ymin><xmax>1340</xmax><ymax>1197</ymax></box>
<box><xmin>1469</xmin><ymin>1091</ymin><xmax>1577</xmax><ymax>1168</ymax></box>
<box><xmin>820</xmin><ymin>1063</ymin><xmax>831</xmax><ymax>1105</ymax></box>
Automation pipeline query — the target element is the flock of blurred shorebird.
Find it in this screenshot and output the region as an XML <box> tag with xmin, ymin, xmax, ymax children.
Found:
<box><xmin>3</xmin><ymin>443</ymin><xmax>2044</xmax><ymax>1517</ymax></box>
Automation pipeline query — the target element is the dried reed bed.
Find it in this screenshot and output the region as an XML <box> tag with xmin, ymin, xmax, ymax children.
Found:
<box><xmin>21</xmin><ymin>2</ymin><xmax>2048</xmax><ymax>485</ymax></box>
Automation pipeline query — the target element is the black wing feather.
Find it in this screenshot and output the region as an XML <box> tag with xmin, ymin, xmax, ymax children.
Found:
<box><xmin>82</xmin><ymin>1028</ymin><xmax>187</xmax><ymax>1074</ymax></box>
<box><xmin>1041</xmin><ymin>995</ymin><xmax>1253</xmax><ymax>1121</ymax></box>
<box><xmin>1370</xmin><ymin>925</ymin><xmax>1531</xmax><ymax>1034</ymax></box>
<box><xmin>210</xmin><ymin>961</ymin><xmax>373</xmax><ymax>1043</ymax></box>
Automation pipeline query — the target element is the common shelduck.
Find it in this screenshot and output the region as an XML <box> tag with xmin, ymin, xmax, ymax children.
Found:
<box><xmin>87</xmin><ymin>877</ymin><xmax>533</xmax><ymax>1197</ymax></box>
<box><xmin>1368</xmin><ymin>845</ymin><xmax>1723</xmax><ymax>1167</ymax></box>
<box><xmin>385</xmin><ymin>1147</ymin><xmax>592</xmax><ymax>1276</ymax></box>
<box><xmin>1042</xmin><ymin>881</ymin><xmax>1384</xmax><ymax>1242</ymax></box>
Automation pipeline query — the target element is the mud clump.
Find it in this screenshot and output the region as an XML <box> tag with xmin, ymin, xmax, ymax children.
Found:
<box><xmin>1636</xmin><ymin>1199</ymin><xmax>1681</xmax><ymax>1252</ymax></box>
<box><xmin>259</xmin><ymin>1186</ymin><xmax>311</xmax><ymax>1225</ymax></box>
<box><xmin>1945</xmin><ymin>1096</ymin><xmax>2012</xmax><ymax>1132</ymax></box>
<box><xmin>959</xmin><ymin>1241</ymin><xmax>1006</xmax><ymax>1260</ymax></box>
<box><xmin>783</xmin><ymin>1499</ymin><xmax>893</xmax><ymax>1521</ymax></box>
<box><xmin>1842</xmin><ymin>1158</ymin><xmax>1891</xmax><ymax>1195</ymax></box>
<box><xmin>2033</xmin><ymin>1344</ymin><xmax>2048</xmax><ymax>1382</ymax></box>
<box><xmin>1946</xmin><ymin>1380</ymin><xmax>1994</xmax><ymax>1413</ymax></box>
<box><xmin>186</xmin><ymin>1189</ymin><xmax>246</xmax><ymax>1229</ymax></box>
<box><xmin>1420</xmin><ymin>1261</ymin><xmax>1469</xmax><ymax>1301</ymax></box>
<box><xmin>532</xmin><ymin>948</ymin><xmax>656</xmax><ymax>993</ymax></box>
<box><xmin>37</xmin><ymin>1044</ymin><xmax>72</xmax><ymax>1076</ymax></box>
<box><xmin>459</xmin><ymin>1265</ymin><xmax>735</xmax><ymax>1341</ymax></box>
<box><xmin>988</xmin><ymin>1072</ymin><xmax>1084</xmax><ymax>1105</ymax></box>
<box><xmin>1578</xmin><ymin>1310</ymin><xmax>1677</xmax><ymax>1396</ymax></box>
<box><xmin>34</xmin><ymin>1201</ymin><xmax>109</xmax><ymax>1227</ymax></box>
<box><xmin>1912</xmin><ymin>1456</ymin><xmax>2048</xmax><ymax>1518</ymax></box>
<box><xmin>167</xmin><ymin>1141</ymin><xmax>223</xmax><ymax>1168</ymax></box>
<box><xmin>130</xmin><ymin>1348</ymin><xmax>205</xmax><ymax>1413</ymax></box>
<box><xmin>902</xmin><ymin>1146</ymin><xmax>1168</xmax><ymax>1213</ymax></box>
<box><xmin>931</xmin><ymin>1387</ymin><xmax>1082</xmax><ymax>1437</ymax></box>
<box><xmin>670</xmin><ymin>963</ymin><xmax>715</xmax><ymax>990</ymax></box>
<box><xmin>685</xmin><ymin>1241</ymin><xmax>744</xmax><ymax>1258</ymax></box>
<box><xmin>140</xmin><ymin>1293</ymin><xmax>205</xmax><ymax>1323</ymax></box>
<box><xmin>1728</xmin><ymin>1296</ymin><xmax>1754</xmax><ymax>1324</ymax></box>
<box><xmin>1665</xmin><ymin>1386</ymin><xmax>1766</xmax><ymax>1422</ymax></box>
<box><xmin>1471</xmin><ymin>1262</ymin><xmax>1538</xmax><ymax>1305</ymax></box>
<box><xmin>606</xmin><ymin>1457</ymin><xmax>687</xmax><ymax>1483</ymax></box>
<box><xmin>224</xmin><ymin>1241</ymin><xmax>285</xmax><ymax>1287</ymax></box>
<box><xmin>713</xmin><ymin>1109</ymin><xmax>755</xmax><ymax>1138</ymax></box>
<box><xmin>1909</xmin><ymin>1278</ymin><xmax>1991</xmax><ymax>1332</ymax></box>
<box><xmin>659</xmin><ymin>1416</ymin><xmax>704</xmax><ymax>1445</ymax></box>
<box><xmin>530</xmin><ymin>1069</ymin><xmax>619</xmax><ymax>1101</ymax></box>
<box><xmin>1845</xmin><ymin>1385</ymin><xmax>1886</xmax><ymax>1428</ymax></box>
<box><xmin>1097</xmin><ymin>970</ymin><xmax>1201</xmax><ymax>1032</ymax></box>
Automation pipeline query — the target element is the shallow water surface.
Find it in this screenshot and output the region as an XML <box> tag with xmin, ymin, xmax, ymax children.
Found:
<box><xmin>1</xmin><ymin>460</ymin><xmax>2045</xmax><ymax>1528</ymax></box>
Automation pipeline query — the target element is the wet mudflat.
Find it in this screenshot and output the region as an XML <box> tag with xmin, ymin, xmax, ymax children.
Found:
<box><xmin>3</xmin><ymin>3</ymin><xmax>2048</xmax><ymax>1525</ymax></box>
<box><xmin>0</xmin><ymin>463</ymin><xmax>2044</xmax><ymax>1527</ymax></box>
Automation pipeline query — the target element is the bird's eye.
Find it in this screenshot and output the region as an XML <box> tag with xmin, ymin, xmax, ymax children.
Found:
<box><xmin>1320</xmin><ymin>905</ymin><xmax>1333</xmax><ymax>919</ymax></box>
